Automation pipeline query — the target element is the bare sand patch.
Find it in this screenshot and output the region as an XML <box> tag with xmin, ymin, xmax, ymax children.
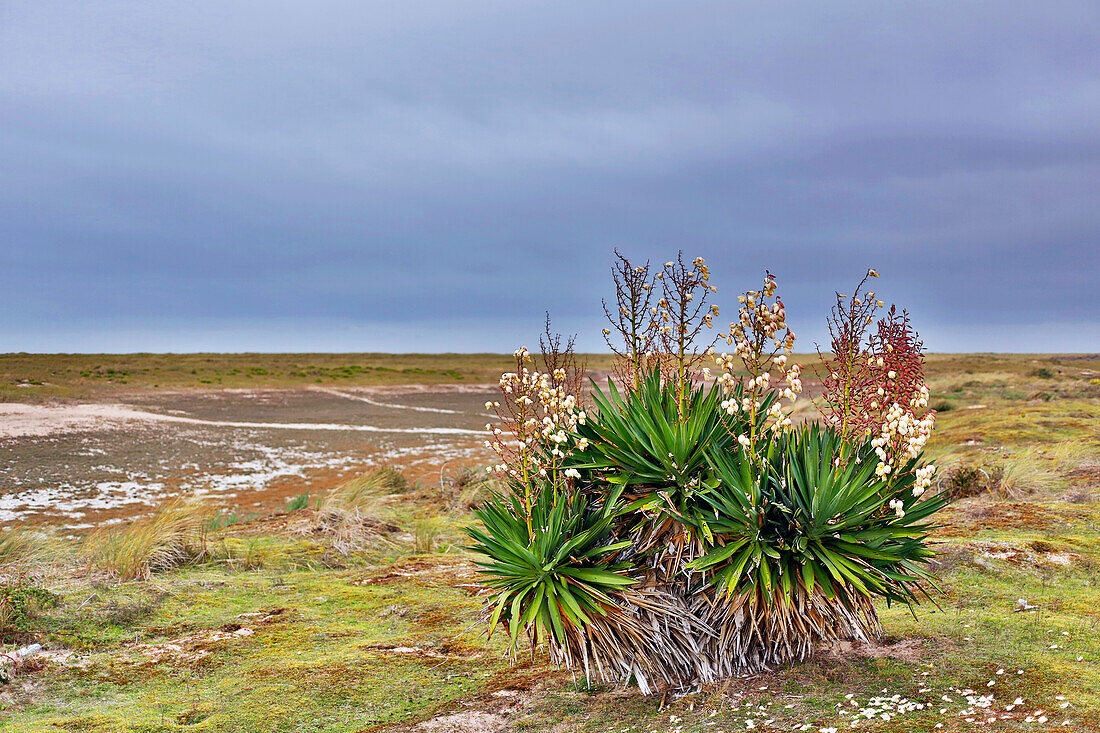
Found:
<box><xmin>414</xmin><ymin>712</ymin><xmax>507</xmax><ymax>732</ymax></box>
<box><xmin>0</xmin><ymin>401</ymin><xmax>482</xmax><ymax>439</ymax></box>
<box><xmin>0</xmin><ymin>403</ymin><xmax>160</xmax><ymax>439</ymax></box>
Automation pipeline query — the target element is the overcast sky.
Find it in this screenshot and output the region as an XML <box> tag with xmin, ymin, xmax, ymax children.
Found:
<box><xmin>1</xmin><ymin>1</ymin><xmax>1097</xmax><ymax>353</ymax></box>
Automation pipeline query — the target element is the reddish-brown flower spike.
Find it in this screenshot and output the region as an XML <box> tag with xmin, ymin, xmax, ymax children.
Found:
<box><xmin>815</xmin><ymin>271</ymin><xmax>929</xmax><ymax>441</ymax></box>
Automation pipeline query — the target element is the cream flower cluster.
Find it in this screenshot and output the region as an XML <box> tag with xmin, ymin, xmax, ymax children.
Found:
<box><xmin>486</xmin><ymin>347</ymin><xmax>585</xmax><ymax>481</ymax></box>
<box><xmin>653</xmin><ymin>257</ymin><xmax>717</xmax><ymax>336</ymax></box>
<box><xmin>731</xmin><ymin>285</ymin><xmax>794</xmax><ymax>353</ymax></box>
<box><xmin>913</xmin><ymin>463</ymin><xmax>937</xmax><ymax>497</ymax></box>
<box><xmin>709</xmin><ymin>277</ymin><xmax>803</xmax><ymax>436</ymax></box>
<box><xmin>782</xmin><ymin>362</ymin><xmax>802</xmax><ymax>401</ymax></box>
<box><xmin>539</xmin><ymin>367</ymin><xmax>587</xmax><ymax>459</ymax></box>
<box><xmin>911</xmin><ymin>383</ymin><xmax>930</xmax><ymax>410</ymax></box>
<box><xmin>870</xmin><ymin>402</ymin><xmax>936</xmax><ymax>480</ymax></box>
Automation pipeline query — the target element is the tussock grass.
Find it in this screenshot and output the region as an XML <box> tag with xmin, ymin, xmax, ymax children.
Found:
<box><xmin>0</xmin><ymin>529</ymin><xmax>58</xmax><ymax>572</ymax></box>
<box><xmin>982</xmin><ymin>442</ymin><xmax>1097</xmax><ymax>499</ymax></box>
<box><xmin>413</xmin><ymin>516</ymin><xmax>445</xmax><ymax>554</ymax></box>
<box><xmin>84</xmin><ymin>498</ymin><xmax>212</xmax><ymax>580</ymax></box>
<box><xmin>1049</xmin><ymin>441</ymin><xmax>1099</xmax><ymax>471</ymax></box>
<box><xmin>320</xmin><ymin>466</ymin><xmax>408</xmax><ymax>514</ymax></box>
<box><xmin>997</xmin><ymin>448</ymin><xmax>1056</xmax><ymax>498</ymax></box>
<box><xmin>310</xmin><ymin>467</ymin><xmax>412</xmax><ymax>556</ymax></box>
<box><xmin>440</xmin><ymin>467</ymin><xmax>498</xmax><ymax>510</ymax></box>
<box><xmin>0</xmin><ymin>530</ymin><xmax>63</xmax><ymax>641</ymax></box>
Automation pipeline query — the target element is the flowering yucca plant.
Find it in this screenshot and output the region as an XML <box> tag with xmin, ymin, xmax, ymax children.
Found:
<box><xmin>467</xmin><ymin>252</ymin><xmax>945</xmax><ymax>693</ymax></box>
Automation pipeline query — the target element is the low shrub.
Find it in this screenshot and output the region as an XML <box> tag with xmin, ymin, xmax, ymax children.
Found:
<box><xmin>940</xmin><ymin>465</ymin><xmax>1002</xmax><ymax>500</ymax></box>
<box><xmin>0</xmin><ymin>579</ymin><xmax>59</xmax><ymax>642</ymax></box>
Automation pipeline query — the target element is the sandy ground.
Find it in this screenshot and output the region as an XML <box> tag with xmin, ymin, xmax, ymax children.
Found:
<box><xmin>0</xmin><ymin>386</ymin><xmax>498</xmax><ymax>530</ymax></box>
<box><xmin>0</xmin><ymin>402</ymin><xmax>483</xmax><ymax>438</ymax></box>
<box><xmin>0</xmin><ymin>403</ymin><xmax>160</xmax><ymax>439</ymax></box>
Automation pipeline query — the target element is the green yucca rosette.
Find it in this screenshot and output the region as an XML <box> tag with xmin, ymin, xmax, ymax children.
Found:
<box><xmin>688</xmin><ymin>424</ymin><xmax>946</xmax><ymax>606</ymax></box>
<box><xmin>464</xmin><ymin>485</ymin><xmax>636</xmax><ymax>651</ymax></box>
<box><xmin>565</xmin><ymin>367</ymin><xmax>773</xmax><ymax>517</ymax></box>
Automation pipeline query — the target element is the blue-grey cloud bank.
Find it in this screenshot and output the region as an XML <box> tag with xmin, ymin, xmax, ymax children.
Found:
<box><xmin>1</xmin><ymin>1</ymin><xmax>1097</xmax><ymax>352</ymax></box>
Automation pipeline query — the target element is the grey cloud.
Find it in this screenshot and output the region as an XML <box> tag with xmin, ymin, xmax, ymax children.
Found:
<box><xmin>0</xmin><ymin>1</ymin><xmax>1097</xmax><ymax>351</ymax></box>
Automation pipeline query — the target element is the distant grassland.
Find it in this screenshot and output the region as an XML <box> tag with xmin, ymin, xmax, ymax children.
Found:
<box><xmin>1</xmin><ymin>351</ymin><xmax>1099</xmax><ymax>403</ymax></box>
<box><xmin>0</xmin><ymin>353</ymin><xmax>610</xmax><ymax>401</ymax></box>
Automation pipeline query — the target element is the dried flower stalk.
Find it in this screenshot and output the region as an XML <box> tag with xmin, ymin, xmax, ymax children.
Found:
<box><xmin>602</xmin><ymin>250</ymin><xmax>659</xmax><ymax>390</ymax></box>
<box><xmin>655</xmin><ymin>253</ymin><xmax>719</xmax><ymax>418</ymax></box>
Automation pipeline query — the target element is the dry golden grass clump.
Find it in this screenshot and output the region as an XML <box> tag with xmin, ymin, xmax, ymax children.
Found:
<box><xmin>920</xmin><ymin>440</ymin><xmax>1099</xmax><ymax>502</ymax></box>
<box><xmin>83</xmin><ymin>498</ymin><xmax>213</xmax><ymax>580</ymax></box>
<box><xmin>0</xmin><ymin>529</ymin><xmax>62</xmax><ymax>639</ymax></box>
<box><xmin>412</xmin><ymin>516</ymin><xmax>446</xmax><ymax>554</ymax></box>
<box><xmin>439</xmin><ymin>467</ymin><xmax>499</xmax><ymax>511</ymax></box>
<box><xmin>312</xmin><ymin>467</ymin><xmax>409</xmax><ymax>556</ymax></box>
<box><xmin>1049</xmin><ymin>441</ymin><xmax>1099</xmax><ymax>472</ymax></box>
<box><xmin>320</xmin><ymin>466</ymin><xmax>408</xmax><ymax>515</ymax></box>
<box><xmin>0</xmin><ymin>529</ymin><xmax>58</xmax><ymax>573</ymax></box>
<box><xmin>996</xmin><ymin>449</ymin><xmax>1056</xmax><ymax>498</ymax></box>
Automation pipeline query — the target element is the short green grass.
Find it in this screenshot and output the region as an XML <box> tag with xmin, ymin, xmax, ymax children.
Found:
<box><xmin>9</xmin><ymin>556</ymin><xmax>512</xmax><ymax>732</ymax></box>
<box><xmin>4</xmin><ymin>501</ymin><xmax>1099</xmax><ymax>731</ymax></box>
